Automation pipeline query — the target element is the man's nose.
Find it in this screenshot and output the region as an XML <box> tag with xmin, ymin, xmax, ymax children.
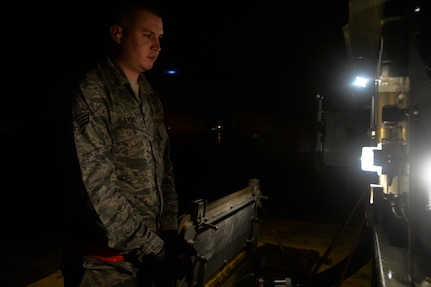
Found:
<box><xmin>152</xmin><ymin>40</ymin><xmax>161</xmax><ymax>51</ymax></box>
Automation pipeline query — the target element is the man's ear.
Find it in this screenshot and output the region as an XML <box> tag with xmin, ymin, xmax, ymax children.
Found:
<box><xmin>110</xmin><ymin>25</ymin><xmax>123</xmax><ymax>43</ymax></box>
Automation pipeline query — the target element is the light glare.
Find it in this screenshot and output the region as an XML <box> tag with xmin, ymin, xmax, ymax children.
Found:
<box><xmin>421</xmin><ymin>157</ymin><xmax>431</xmax><ymax>186</ymax></box>
<box><xmin>361</xmin><ymin>144</ymin><xmax>383</xmax><ymax>175</ymax></box>
<box><xmin>353</xmin><ymin>76</ymin><xmax>369</xmax><ymax>88</ymax></box>
<box><xmin>165</xmin><ymin>70</ymin><xmax>177</xmax><ymax>75</ymax></box>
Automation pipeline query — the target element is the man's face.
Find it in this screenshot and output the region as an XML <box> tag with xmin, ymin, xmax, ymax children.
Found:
<box><xmin>119</xmin><ymin>10</ymin><xmax>164</xmax><ymax>73</ymax></box>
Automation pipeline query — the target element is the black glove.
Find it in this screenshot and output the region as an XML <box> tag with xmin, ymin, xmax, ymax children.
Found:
<box><xmin>160</xmin><ymin>230</ymin><xmax>197</xmax><ymax>282</ymax></box>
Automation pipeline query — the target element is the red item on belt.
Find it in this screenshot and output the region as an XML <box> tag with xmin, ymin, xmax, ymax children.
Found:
<box><xmin>94</xmin><ymin>254</ymin><xmax>125</xmax><ymax>263</ymax></box>
<box><xmin>66</xmin><ymin>241</ymin><xmax>125</xmax><ymax>262</ymax></box>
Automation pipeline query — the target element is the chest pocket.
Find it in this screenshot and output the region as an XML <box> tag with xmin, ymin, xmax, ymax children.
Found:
<box><xmin>111</xmin><ymin>99</ymin><xmax>166</xmax><ymax>157</ymax></box>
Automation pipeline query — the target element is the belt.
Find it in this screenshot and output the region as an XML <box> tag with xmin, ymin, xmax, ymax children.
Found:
<box><xmin>66</xmin><ymin>241</ymin><xmax>126</xmax><ymax>262</ymax></box>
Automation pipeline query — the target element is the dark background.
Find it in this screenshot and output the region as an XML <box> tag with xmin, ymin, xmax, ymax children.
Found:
<box><xmin>3</xmin><ymin>1</ymin><xmax>353</xmax><ymax>117</ymax></box>
<box><xmin>1</xmin><ymin>1</ymin><xmax>371</xmax><ymax>236</ymax></box>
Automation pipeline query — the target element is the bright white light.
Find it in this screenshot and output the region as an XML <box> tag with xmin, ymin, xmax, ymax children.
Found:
<box><xmin>353</xmin><ymin>76</ymin><xmax>369</xmax><ymax>88</ymax></box>
<box><xmin>421</xmin><ymin>157</ymin><xmax>431</xmax><ymax>186</ymax></box>
<box><xmin>420</xmin><ymin>157</ymin><xmax>431</xmax><ymax>210</ymax></box>
<box><xmin>361</xmin><ymin>144</ymin><xmax>383</xmax><ymax>175</ymax></box>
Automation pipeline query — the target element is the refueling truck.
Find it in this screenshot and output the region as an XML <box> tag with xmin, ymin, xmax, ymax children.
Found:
<box><xmin>317</xmin><ymin>0</ymin><xmax>431</xmax><ymax>286</ymax></box>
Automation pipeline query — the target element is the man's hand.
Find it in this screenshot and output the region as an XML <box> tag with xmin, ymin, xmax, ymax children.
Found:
<box><xmin>160</xmin><ymin>230</ymin><xmax>197</xmax><ymax>282</ymax></box>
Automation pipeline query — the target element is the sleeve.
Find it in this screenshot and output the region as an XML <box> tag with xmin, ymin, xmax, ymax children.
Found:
<box><xmin>71</xmin><ymin>85</ymin><xmax>164</xmax><ymax>257</ymax></box>
<box><xmin>160</xmin><ymin>122</ymin><xmax>179</xmax><ymax>232</ymax></box>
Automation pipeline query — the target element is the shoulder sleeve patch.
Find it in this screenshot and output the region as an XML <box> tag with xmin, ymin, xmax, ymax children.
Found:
<box><xmin>72</xmin><ymin>113</ymin><xmax>89</xmax><ymax>134</ymax></box>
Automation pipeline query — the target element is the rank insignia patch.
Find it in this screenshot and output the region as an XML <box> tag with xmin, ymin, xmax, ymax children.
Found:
<box><xmin>73</xmin><ymin>113</ymin><xmax>89</xmax><ymax>134</ymax></box>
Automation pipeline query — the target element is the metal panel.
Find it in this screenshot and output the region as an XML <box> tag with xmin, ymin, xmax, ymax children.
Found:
<box><xmin>178</xmin><ymin>179</ymin><xmax>262</xmax><ymax>287</ymax></box>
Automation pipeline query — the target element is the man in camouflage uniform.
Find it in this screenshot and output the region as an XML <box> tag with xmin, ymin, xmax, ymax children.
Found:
<box><xmin>61</xmin><ymin>3</ymin><xmax>196</xmax><ymax>287</ymax></box>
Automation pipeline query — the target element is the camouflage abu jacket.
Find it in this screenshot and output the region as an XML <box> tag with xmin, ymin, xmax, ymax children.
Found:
<box><xmin>71</xmin><ymin>55</ymin><xmax>178</xmax><ymax>258</ymax></box>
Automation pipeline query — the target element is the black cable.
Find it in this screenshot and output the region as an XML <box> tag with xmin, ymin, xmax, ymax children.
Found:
<box><xmin>303</xmin><ymin>186</ymin><xmax>370</xmax><ymax>287</ymax></box>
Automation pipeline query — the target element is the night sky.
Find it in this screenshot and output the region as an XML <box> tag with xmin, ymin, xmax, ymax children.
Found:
<box><xmin>3</xmin><ymin>1</ymin><xmax>352</xmax><ymax>123</ymax></box>
<box><xmin>152</xmin><ymin>1</ymin><xmax>352</xmax><ymax>116</ymax></box>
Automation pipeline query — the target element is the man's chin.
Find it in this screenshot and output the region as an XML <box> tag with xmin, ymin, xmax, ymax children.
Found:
<box><xmin>143</xmin><ymin>62</ymin><xmax>154</xmax><ymax>71</ymax></box>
